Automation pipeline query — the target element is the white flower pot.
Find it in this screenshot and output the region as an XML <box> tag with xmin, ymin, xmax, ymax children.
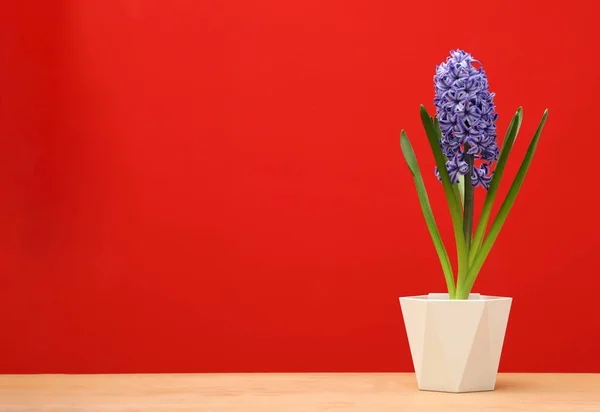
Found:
<box><xmin>399</xmin><ymin>293</ymin><xmax>512</xmax><ymax>393</ymax></box>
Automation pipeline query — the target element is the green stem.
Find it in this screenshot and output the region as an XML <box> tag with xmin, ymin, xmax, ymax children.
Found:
<box><xmin>456</xmin><ymin>152</ymin><xmax>474</xmax><ymax>301</ymax></box>
<box><xmin>462</xmin><ymin>148</ymin><xmax>475</xmax><ymax>253</ymax></box>
<box><xmin>453</xmin><ymin>149</ymin><xmax>473</xmax><ymax>299</ymax></box>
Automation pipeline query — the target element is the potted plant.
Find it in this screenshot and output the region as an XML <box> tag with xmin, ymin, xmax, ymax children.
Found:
<box><xmin>398</xmin><ymin>50</ymin><xmax>548</xmax><ymax>393</ymax></box>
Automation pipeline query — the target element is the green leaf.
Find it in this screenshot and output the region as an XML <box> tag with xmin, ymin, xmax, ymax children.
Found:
<box><xmin>400</xmin><ymin>131</ymin><xmax>455</xmax><ymax>297</ymax></box>
<box><xmin>469</xmin><ymin>108</ymin><xmax>523</xmax><ymax>265</ymax></box>
<box><xmin>460</xmin><ymin>109</ymin><xmax>549</xmax><ymax>296</ymax></box>
<box><xmin>420</xmin><ymin>106</ymin><xmax>468</xmax><ymax>295</ymax></box>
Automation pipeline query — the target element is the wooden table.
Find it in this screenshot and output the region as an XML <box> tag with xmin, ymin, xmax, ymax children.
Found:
<box><xmin>1</xmin><ymin>373</ymin><xmax>599</xmax><ymax>411</ymax></box>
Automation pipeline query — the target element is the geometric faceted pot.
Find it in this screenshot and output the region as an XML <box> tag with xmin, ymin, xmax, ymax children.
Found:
<box><xmin>399</xmin><ymin>293</ymin><xmax>512</xmax><ymax>393</ymax></box>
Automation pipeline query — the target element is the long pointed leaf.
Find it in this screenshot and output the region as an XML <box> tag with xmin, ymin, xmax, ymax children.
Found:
<box><xmin>400</xmin><ymin>131</ymin><xmax>455</xmax><ymax>297</ymax></box>
<box><xmin>469</xmin><ymin>107</ymin><xmax>523</xmax><ymax>265</ymax></box>
<box><xmin>421</xmin><ymin>106</ymin><xmax>468</xmax><ymax>294</ymax></box>
<box><xmin>461</xmin><ymin>109</ymin><xmax>549</xmax><ymax>296</ymax></box>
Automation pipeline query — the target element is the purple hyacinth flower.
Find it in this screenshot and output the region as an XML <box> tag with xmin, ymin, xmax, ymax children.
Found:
<box><xmin>433</xmin><ymin>49</ymin><xmax>498</xmax><ymax>189</ymax></box>
<box><xmin>471</xmin><ymin>163</ymin><xmax>493</xmax><ymax>190</ymax></box>
<box><xmin>435</xmin><ymin>155</ymin><xmax>469</xmax><ymax>184</ymax></box>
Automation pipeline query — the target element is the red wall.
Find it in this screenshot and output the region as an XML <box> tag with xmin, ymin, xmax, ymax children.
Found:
<box><xmin>2</xmin><ymin>0</ymin><xmax>599</xmax><ymax>373</ymax></box>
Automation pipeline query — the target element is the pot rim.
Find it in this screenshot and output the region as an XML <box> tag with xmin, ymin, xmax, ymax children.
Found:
<box><xmin>399</xmin><ymin>292</ymin><xmax>512</xmax><ymax>302</ymax></box>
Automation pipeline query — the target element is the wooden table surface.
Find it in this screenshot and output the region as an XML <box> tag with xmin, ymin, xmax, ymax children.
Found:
<box><xmin>1</xmin><ymin>373</ymin><xmax>599</xmax><ymax>411</ymax></box>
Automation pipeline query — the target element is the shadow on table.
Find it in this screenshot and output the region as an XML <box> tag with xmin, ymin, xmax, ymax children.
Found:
<box><xmin>494</xmin><ymin>379</ymin><xmax>540</xmax><ymax>392</ymax></box>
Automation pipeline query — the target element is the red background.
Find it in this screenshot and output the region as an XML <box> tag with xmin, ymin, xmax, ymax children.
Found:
<box><xmin>1</xmin><ymin>0</ymin><xmax>599</xmax><ymax>373</ymax></box>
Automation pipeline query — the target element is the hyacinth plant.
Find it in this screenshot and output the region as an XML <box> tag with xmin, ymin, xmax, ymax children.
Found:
<box><xmin>400</xmin><ymin>50</ymin><xmax>548</xmax><ymax>300</ymax></box>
